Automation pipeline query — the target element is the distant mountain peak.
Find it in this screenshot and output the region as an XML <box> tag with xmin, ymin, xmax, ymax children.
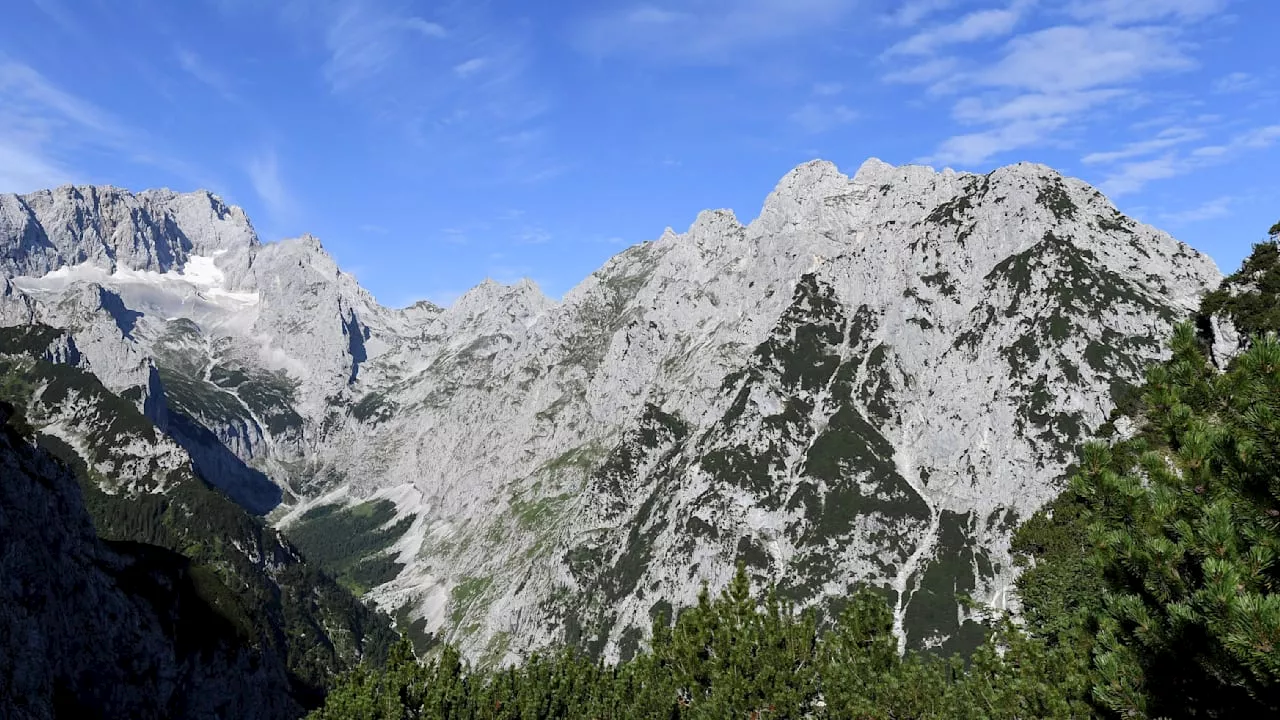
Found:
<box><xmin>0</xmin><ymin>184</ymin><xmax>260</xmax><ymax>278</ymax></box>
<box><xmin>759</xmin><ymin>159</ymin><xmax>850</xmax><ymax>222</ymax></box>
<box><xmin>688</xmin><ymin>208</ymin><xmax>743</xmax><ymax>238</ymax></box>
<box><xmin>852</xmin><ymin>156</ymin><xmax>895</xmax><ymax>181</ymax></box>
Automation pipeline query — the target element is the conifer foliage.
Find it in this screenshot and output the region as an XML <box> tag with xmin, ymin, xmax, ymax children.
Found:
<box><xmin>308</xmin><ymin>566</ymin><xmax>1090</xmax><ymax>719</ymax></box>
<box><xmin>1199</xmin><ymin>236</ymin><xmax>1280</xmax><ymax>341</ymax></box>
<box><xmin>1072</xmin><ymin>325</ymin><xmax>1280</xmax><ymax>716</ymax></box>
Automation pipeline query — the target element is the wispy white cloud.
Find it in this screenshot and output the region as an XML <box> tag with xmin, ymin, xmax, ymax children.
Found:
<box><xmin>1082</xmin><ymin>126</ymin><xmax>1203</xmax><ymax>164</ymax></box>
<box><xmin>1096</xmin><ymin>124</ymin><xmax>1280</xmax><ymax>195</ymax></box>
<box><xmin>279</xmin><ymin>1</ymin><xmax>556</xmax><ymax>186</ymax></box>
<box><xmin>196</xmin><ymin>0</ymin><xmax>564</xmax><ymax>194</ymax></box>
<box><xmin>883</xmin><ymin>57</ymin><xmax>958</xmax><ymax>85</ymax></box>
<box><xmin>402</xmin><ymin>17</ymin><xmax>447</xmax><ymax>38</ymax></box>
<box><xmin>0</xmin><ymin>136</ymin><xmax>73</xmax><ymax>192</ymax></box>
<box><xmin>176</xmin><ymin>47</ymin><xmax>238</xmax><ymax>103</ymax></box>
<box><xmin>1066</xmin><ymin>0</ymin><xmax>1227</xmax><ymax>25</ymax></box>
<box><xmin>514</xmin><ymin>227</ymin><xmax>551</xmax><ymax>245</ymax></box>
<box><xmin>1098</xmin><ymin>154</ymin><xmax>1182</xmax><ymax>196</ymax></box>
<box><xmin>1159</xmin><ymin>195</ymin><xmax>1234</xmax><ymax>224</ymax></box>
<box><xmin>496</xmin><ymin>129</ymin><xmax>542</xmax><ymax>147</ymax></box>
<box><xmin>0</xmin><ymin>59</ymin><xmax>208</xmax><ymax>192</ymax></box>
<box><xmin>789</xmin><ymin>103</ymin><xmax>859</xmax><ymax>134</ymax></box>
<box><xmin>885</xmin><ymin>4</ymin><xmax>1027</xmax><ymax>57</ymax></box>
<box><xmin>573</xmin><ymin>0</ymin><xmax>855</xmax><ymax>64</ymax></box>
<box><xmin>453</xmin><ymin>57</ymin><xmax>489</xmax><ymax>77</ymax></box>
<box><xmin>955</xmin><ymin>90</ymin><xmax>1126</xmax><ymax>124</ymax></box>
<box><xmin>321</xmin><ymin>3</ymin><xmax>446</xmax><ymax>92</ymax></box>
<box><xmin>896</xmin><ymin>3</ymin><xmax>1209</xmax><ymax>167</ymax></box>
<box><xmin>439</xmin><ymin>227</ymin><xmax>470</xmax><ymax>245</ymax></box>
<box><xmin>1213</xmin><ymin>71</ymin><xmax>1259</xmax><ymax>93</ymax></box>
<box><xmin>508</xmin><ymin>162</ymin><xmax>573</xmax><ymax>185</ymax></box>
<box><xmin>885</xmin><ymin>0</ymin><xmax>957</xmax><ymax>27</ymax></box>
<box><xmin>980</xmin><ymin>25</ymin><xmax>1192</xmax><ymax>93</ymax></box>
<box><xmin>245</xmin><ymin>148</ymin><xmax>293</xmax><ymax>226</ymax></box>
<box><xmin>1191</xmin><ymin>124</ymin><xmax>1280</xmax><ymax>158</ymax></box>
<box><xmin>30</xmin><ymin>0</ymin><xmax>87</xmax><ymax>37</ymax></box>
<box><xmin>0</xmin><ymin>61</ymin><xmax>125</xmax><ymax>140</ymax></box>
<box><xmin>925</xmin><ymin>87</ymin><xmax>1147</xmax><ymax>165</ymax></box>
<box><xmin>928</xmin><ymin>118</ymin><xmax>1068</xmax><ymax>166</ymax></box>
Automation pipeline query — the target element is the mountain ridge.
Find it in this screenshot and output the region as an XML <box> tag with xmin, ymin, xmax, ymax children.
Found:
<box><xmin>0</xmin><ymin>157</ymin><xmax>1223</xmax><ymax>663</ymax></box>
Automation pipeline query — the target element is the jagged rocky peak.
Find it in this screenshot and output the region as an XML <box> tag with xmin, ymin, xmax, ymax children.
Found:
<box><xmin>0</xmin><ymin>184</ymin><xmax>260</xmax><ymax>278</ymax></box>
<box><xmin>688</xmin><ymin>208</ymin><xmax>744</xmax><ymax>236</ymax></box>
<box><xmin>769</xmin><ymin>158</ymin><xmax>847</xmax><ymax>200</ymax></box>
<box><xmin>250</xmin><ymin>232</ymin><xmax>346</xmax><ymax>289</ymax></box>
<box><xmin>664</xmin><ymin>208</ymin><xmax>747</xmax><ymax>258</ymax></box>
<box><xmin>269</xmin><ymin>231</ymin><xmax>328</xmax><ymax>259</ymax></box>
<box><xmin>754</xmin><ymin>156</ymin><xmax>1026</xmax><ymax>239</ymax></box>
<box><xmin>357</xmin><ymin>157</ymin><xmax>1224</xmax><ymax>661</ymax></box>
<box><xmin>754</xmin><ymin>160</ymin><xmax>853</xmax><ymax>235</ymax></box>
<box><xmin>401</xmin><ymin>298</ymin><xmax>445</xmax><ymax>315</ymax></box>
<box><xmin>852</xmin><ymin>156</ymin><xmax>895</xmax><ymax>180</ymax></box>
<box><xmin>449</xmin><ymin>277</ymin><xmax>553</xmax><ymax>325</ymax></box>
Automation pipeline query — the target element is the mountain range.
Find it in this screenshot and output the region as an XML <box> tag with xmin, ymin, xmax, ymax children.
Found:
<box><xmin>0</xmin><ymin>157</ymin><xmax>1226</xmax><ymax>682</ymax></box>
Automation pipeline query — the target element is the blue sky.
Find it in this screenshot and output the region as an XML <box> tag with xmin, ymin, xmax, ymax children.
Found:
<box><xmin>0</xmin><ymin>0</ymin><xmax>1276</xmax><ymax>306</ymax></box>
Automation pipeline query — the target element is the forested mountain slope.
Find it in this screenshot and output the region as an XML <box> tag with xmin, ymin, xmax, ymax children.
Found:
<box><xmin>0</xmin><ymin>399</ymin><xmax>303</xmax><ymax>719</ymax></box>
<box><xmin>0</xmin><ymin>324</ymin><xmax>395</xmax><ymax>716</ymax></box>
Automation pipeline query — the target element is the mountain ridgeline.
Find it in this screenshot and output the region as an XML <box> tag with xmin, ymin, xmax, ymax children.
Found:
<box><xmin>0</xmin><ymin>159</ymin><xmax>1256</xmax><ymax>717</ymax></box>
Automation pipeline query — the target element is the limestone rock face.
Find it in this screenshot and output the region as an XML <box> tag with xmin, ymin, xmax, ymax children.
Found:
<box><xmin>0</xmin><ymin>160</ymin><xmax>1223</xmax><ymax>662</ymax></box>
<box><xmin>0</xmin><ymin>186</ymin><xmax>258</xmax><ymax>278</ymax></box>
<box><xmin>1208</xmin><ymin>313</ymin><xmax>1244</xmax><ymax>368</ymax></box>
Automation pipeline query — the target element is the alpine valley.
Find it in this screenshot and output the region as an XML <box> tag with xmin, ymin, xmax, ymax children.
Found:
<box><xmin>0</xmin><ymin>158</ymin><xmax>1233</xmax><ymax>714</ymax></box>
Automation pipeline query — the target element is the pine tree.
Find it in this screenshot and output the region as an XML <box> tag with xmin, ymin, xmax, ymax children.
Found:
<box><xmin>1073</xmin><ymin>326</ymin><xmax>1280</xmax><ymax>717</ymax></box>
<box><xmin>819</xmin><ymin>588</ymin><xmax>920</xmax><ymax>717</ymax></box>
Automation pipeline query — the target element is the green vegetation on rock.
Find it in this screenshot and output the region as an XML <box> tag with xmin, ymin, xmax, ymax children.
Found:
<box><xmin>310</xmin><ymin>567</ymin><xmax>1093</xmax><ymax>719</ymax></box>
<box><xmin>0</xmin><ymin>337</ymin><xmax>397</xmax><ymax>712</ymax></box>
<box><xmin>1199</xmin><ymin>238</ymin><xmax>1280</xmax><ymax>343</ymax></box>
<box><xmin>285</xmin><ymin>499</ymin><xmax>414</xmax><ymax>594</ymax></box>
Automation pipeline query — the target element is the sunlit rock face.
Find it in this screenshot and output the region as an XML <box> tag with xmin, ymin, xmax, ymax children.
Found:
<box><xmin>0</xmin><ymin>159</ymin><xmax>1221</xmax><ymax>661</ymax></box>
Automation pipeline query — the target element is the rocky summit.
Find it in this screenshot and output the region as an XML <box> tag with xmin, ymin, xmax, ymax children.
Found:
<box><xmin>0</xmin><ymin>158</ymin><xmax>1221</xmax><ymax>664</ymax></box>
